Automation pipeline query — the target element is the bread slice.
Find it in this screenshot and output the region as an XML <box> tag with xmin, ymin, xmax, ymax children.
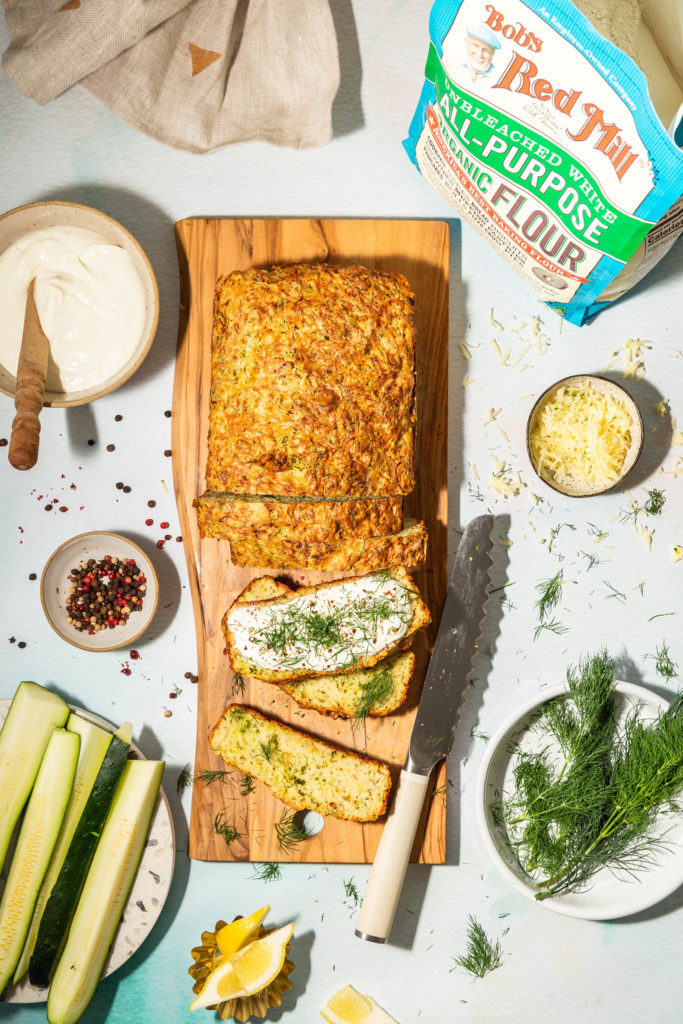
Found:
<box><xmin>228</xmin><ymin>519</ymin><xmax>427</xmax><ymax>571</ymax></box>
<box><xmin>209</xmin><ymin>704</ymin><xmax>392</xmax><ymax>821</ymax></box>
<box><xmin>194</xmin><ymin>491</ymin><xmax>402</xmax><ymax>544</ymax></box>
<box><xmin>236</xmin><ymin>577</ymin><xmax>414</xmax><ymax>718</ymax></box>
<box><xmin>223</xmin><ymin>567</ymin><xmax>430</xmax><ymax>682</ymax></box>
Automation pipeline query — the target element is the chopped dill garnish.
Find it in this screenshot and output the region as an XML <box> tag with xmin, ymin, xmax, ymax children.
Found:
<box><xmin>239</xmin><ymin>774</ymin><xmax>256</xmax><ymax>796</ymax></box>
<box><xmin>533</xmin><ymin>618</ymin><xmax>568</xmax><ymax>641</ymax></box>
<box><xmin>470</xmin><ymin>727</ymin><xmax>489</xmax><ymax>741</ymax></box>
<box><xmin>343</xmin><ymin>877</ymin><xmax>361</xmax><ymax>913</ymax></box>
<box><xmin>352</xmin><ymin>667</ymin><xmax>395</xmax><ymax>728</ymax></box>
<box><xmin>194</xmin><ymin>768</ymin><xmax>232</xmax><ymax>785</ymax></box>
<box><xmin>213</xmin><ymin>811</ymin><xmax>241</xmax><ymax>847</ymax></box>
<box><xmin>580</xmin><ymin>551</ymin><xmax>603</xmax><ymax>571</ymax></box>
<box><xmin>250</xmin><ymin>862</ymin><xmax>282</xmax><ymax>882</ymax></box>
<box><xmin>433</xmin><ymin>778</ymin><xmax>454</xmax><ymax>801</ymax></box>
<box><xmin>535</xmin><ymin>570</ymin><xmax>563</xmax><ymax>623</ymax></box>
<box><xmin>644</xmin><ymin>489</ymin><xmax>666</xmax><ymax>515</ymax></box>
<box><xmin>259</xmin><ymin>735</ymin><xmax>279</xmax><ymax>763</ymax></box>
<box><xmin>232</xmin><ymin>673</ymin><xmax>245</xmax><ymax>696</ymax></box>
<box><xmin>603</xmin><ymin>580</ymin><xmax>627</xmax><ymax>602</ymax></box>
<box><xmin>451</xmin><ymin>916</ymin><xmax>504</xmax><ymax>978</ymax></box>
<box><xmin>274</xmin><ymin>809</ymin><xmax>310</xmax><ymax>853</ymax></box>
<box><xmin>646</xmin><ymin>642</ymin><xmax>678</xmax><ymax>680</ymax></box>
<box><xmin>176</xmin><ymin>763</ymin><xmax>192</xmax><ymax>795</ymax></box>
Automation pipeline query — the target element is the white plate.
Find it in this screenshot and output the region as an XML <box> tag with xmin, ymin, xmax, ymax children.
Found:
<box><xmin>0</xmin><ymin>700</ymin><xmax>175</xmax><ymax>1004</ymax></box>
<box><xmin>476</xmin><ymin>681</ymin><xmax>683</xmax><ymax>920</ymax></box>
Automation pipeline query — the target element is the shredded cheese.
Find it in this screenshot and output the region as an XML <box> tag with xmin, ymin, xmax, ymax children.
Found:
<box><xmin>529</xmin><ymin>381</ymin><xmax>634</xmax><ymax>488</ymax></box>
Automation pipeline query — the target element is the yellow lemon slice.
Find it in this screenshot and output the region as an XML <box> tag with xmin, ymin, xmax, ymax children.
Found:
<box><xmin>189</xmin><ymin>961</ymin><xmax>247</xmax><ymax>1011</ymax></box>
<box><xmin>230</xmin><ymin>922</ymin><xmax>294</xmax><ymax>995</ymax></box>
<box><xmin>216</xmin><ymin>905</ymin><xmax>270</xmax><ymax>959</ymax></box>
<box><xmin>321</xmin><ymin>985</ymin><xmax>400</xmax><ymax>1024</ymax></box>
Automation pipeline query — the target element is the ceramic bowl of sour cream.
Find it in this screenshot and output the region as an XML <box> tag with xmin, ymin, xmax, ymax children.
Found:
<box><xmin>0</xmin><ymin>201</ymin><xmax>159</xmax><ymax>407</ymax></box>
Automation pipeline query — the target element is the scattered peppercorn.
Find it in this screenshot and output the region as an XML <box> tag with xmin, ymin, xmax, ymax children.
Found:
<box><xmin>164</xmin><ymin>449</ymin><xmax>172</xmax><ymax>457</ymax></box>
<box><xmin>176</xmin><ymin>536</ymin><xmax>182</xmax><ymax>543</ymax></box>
<box><xmin>123</xmin><ymin>486</ymin><xmax>132</xmax><ymax>493</ymax></box>
<box><xmin>164</xmin><ymin>410</ymin><xmax>171</xmax><ymax>418</ymax></box>
<box><xmin>160</xmin><ymin>522</ymin><xmax>169</xmax><ymax>530</ymax></box>
<box><xmin>130</xmin><ymin>649</ymin><xmax>140</xmax><ymax>660</ymax></box>
<box><xmin>9</xmin><ymin>637</ymin><xmax>16</xmax><ymax>643</ymax></box>
<box><xmin>115</xmin><ymin>414</ymin><xmax>123</xmax><ymax>422</ymax></box>
<box><xmin>65</xmin><ymin>557</ymin><xmax>147</xmax><ymax>634</ymax></box>
<box><xmin>121</xmin><ymin>667</ymin><xmax>132</xmax><ymax>676</ymax></box>
<box><xmin>156</xmin><ymin>540</ymin><xmax>165</xmax><ymax>549</ymax></box>
<box><xmin>0</xmin><ymin>438</ymin><xmax>7</xmax><ymax>447</ymax></box>
<box><xmin>44</xmin><ymin>504</ymin><xmax>53</xmax><ymax>511</ymax></box>
<box><xmin>106</xmin><ymin>444</ymin><xmax>116</xmax><ymax>452</ymax></box>
<box><xmin>18</xmin><ymin>641</ymin><xmax>26</xmax><ymax>649</ymax></box>
<box><xmin>192</xmin><ymin>674</ymin><xmax>198</xmax><ymax>683</ymax></box>
<box><xmin>169</xmin><ymin>692</ymin><xmax>177</xmax><ymax>699</ymax></box>
<box><xmin>87</xmin><ymin>439</ymin><xmax>95</xmax><ymax>446</ymax></box>
<box><xmin>163</xmin><ymin>709</ymin><xmax>172</xmax><ymax>718</ymax></box>
<box><xmin>184</xmin><ymin>671</ymin><xmax>193</xmax><ymax>679</ymax></box>
<box><xmin>147</xmin><ymin>500</ymin><xmax>156</xmax><ymax>508</ymax></box>
<box><xmin>145</xmin><ymin>518</ymin><xmax>153</xmax><ymax>526</ymax></box>
<box><xmin>59</xmin><ymin>506</ymin><xmax>68</xmax><ymax>513</ymax></box>
<box><xmin>116</xmin><ymin>482</ymin><xmax>124</xmax><ymax>490</ymax></box>
<box><xmin>28</xmin><ymin>573</ymin><xmax>37</xmax><ymax>581</ymax></box>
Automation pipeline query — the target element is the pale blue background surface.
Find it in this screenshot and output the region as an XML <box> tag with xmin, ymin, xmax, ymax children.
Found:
<box><xmin>1</xmin><ymin>3</ymin><xmax>682</xmax><ymax>1023</ymax></box>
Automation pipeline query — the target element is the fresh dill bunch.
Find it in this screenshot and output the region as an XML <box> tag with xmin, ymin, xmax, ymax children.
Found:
<box><xmin>194</xmin><ymin>768</ymin><xmax>232</xmax><ymax>785</ymax></box>
<box><xmin>451</xmin><ymin>916</ymin><xmax>504</xmax><ymax>978</ymax></box>
<box><xmin>644</xmin><ymin>489</ymin><xmax>666</xmax><ymax>516</ymax></box>
<box><xmin>499</xmin><ymin>650</ymin><xmax>683</xmax><ymax>899</ymax></box>
<box><xmin>176</xmin><ymin>763</ymin><xmax>192</xmax><ymax>795</ymax></box>
<box><xmin>239</xmin><ymin>773</ymin><xmax>256</xmax><ymax>796</ymax></box>
<box><xmin>250</xmin><ymin>862</ymin><xmax>282</xmax><ymax>882</ymax></box>
<box><xmin>646</xmin><ymin>642</ymin><xmax>678</xmax><ymax>681</ymax></box>
<box><xmin>213</xmin><ymin>811</ymin><xmax>242</xmax><ymax>847</ymax></box>
<box><xmin>274</xmin><ymin>809</ymin><xmax>309</xmax><ymax>853</ymax></box>
<box><xmin>535</xmin><ymin>570</ymin><xmax>563</xmax><ymax>623</ymax></box>
<box><xmin>351</xmin><ymin>668</ymin><xmax>395</xmax><ymax>728</ymax></box>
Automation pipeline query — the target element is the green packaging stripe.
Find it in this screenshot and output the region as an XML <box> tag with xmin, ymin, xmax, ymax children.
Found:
<box><xmin>425</xmin><ymin>43</ymin><xmax>651</xmax><ymax>263</ymax></box>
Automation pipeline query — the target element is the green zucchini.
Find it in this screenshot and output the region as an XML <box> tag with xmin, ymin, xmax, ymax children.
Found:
<box><xmin>0</xmin><ymin>681</ymin><xmax>69</xmax><ymax>873</ymax></box>
<box><xmin>13</xmin><ymin>715</ymin><xmax>113</xmax><ymax>985</ymax></box>
<box><xmin>47</xmin><ymin>759</ymin><xmax>165</xmax><ymax>1024</ymax></box>
<box><xmin>0</xmin><ymin>728</ymin><xmax>80</xmax><ymax>995</ymax></box>
<box><xmin>28</xmin><ymin>722</ymin><xmax>132</xmax><ymax>990</ymax></box>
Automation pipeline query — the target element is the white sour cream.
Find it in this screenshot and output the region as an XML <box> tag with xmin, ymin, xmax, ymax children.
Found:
<box><xmin>227</xmin><ymin>574</ymin><xmax>413</xmax><ymax>673</ymax></box>
<box><xmin>0</xmin><ymin>225</ymin><xmax>147</xmax><ymax>393</ymax></box>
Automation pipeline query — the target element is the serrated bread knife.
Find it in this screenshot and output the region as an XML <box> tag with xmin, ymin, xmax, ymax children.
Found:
<box><xmin>355</xmin><ymin>514</ymin><xmax>494</xmax><ymax>943</ymax></box>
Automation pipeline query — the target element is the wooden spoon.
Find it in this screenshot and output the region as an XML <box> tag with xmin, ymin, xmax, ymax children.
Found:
<box><xmin>8</xmin><ymin>279</ymin><xmax>49</xmax><ymax>471</ymax></box>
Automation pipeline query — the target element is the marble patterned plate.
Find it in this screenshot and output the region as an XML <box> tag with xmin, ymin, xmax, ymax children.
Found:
<box><xmin>0</xmin><ymin>700</ymin><xmax>175</xmax><ymax>1004</ymax></box>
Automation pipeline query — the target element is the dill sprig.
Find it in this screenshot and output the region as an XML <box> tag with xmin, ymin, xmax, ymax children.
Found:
<box><xmin>232</xmin><ymin>673</ymin><xmax>245</xmax><ymax>696</ymax></box>
<box><xmin>194</xmin><ymin>768</ymin><xmax>232</xmax><ymax>785</ymax></box>
<box><xmin>274</xmin><ymin>809</ymin><xmax>310</xmax><ymax>853</ymax></box>
<box><xmin>497</xmin><ymin>650</ymin><xmax>683</xmax><ymax>899</ymax></box>
<box><xmin>176</xmin><ymin>763</ymin><xmax>192</xmax><ymax>795</ymax></box>
<box><xmin>533</xmin><ymin>618</ymin><xmax>568</xmax><ymax>642</ymax></box>
<box><xmin>451</xmin><ymin>916</ymin><xmax>504</xmax><ymax>978</ymax></box>
<box><xmin>646</xmin><ymin>642</ymin><xmax>678</xmax><ymax>681</ymax></box>
<box><xmin>259</xmin><ymin>735</ymin><xmax>279</xmax><ymax>763</ymax></box>
<box><xmin>535</xmin><ymin>570</ymin><xmax>563</xmax><ymax>623</ymax></box>
<box><xmin>239</xmin><ymin>774</ymin><xmax>256</xmax><ymax>796</ymax></box>
<box><xmin>352</xmin><ymin>668</ymin><xmax>395</xmax><ymax>728</ymax></box>
<box><xmin>604</xmin><ymin>580</ymin><xmax>627</xmax><ymax>603</ymax></box>
<box><xmin>619</xmin><ymin>489</ymin><xmax>666</xmax><ymax>524</ymax></box>
<box><xmin>343</xmin><ymin>877</ymin><xmax>361</xmax><ymax>913</ymax></box>
<box><xmin>250</xmin><ymin>862</ymin><xmax>282</xmax><ymax>882</ymax></box>
<box><xmin>214</xmin><ymin>811</ymin><xmax>242</xmax><ymax>847</ymax></box>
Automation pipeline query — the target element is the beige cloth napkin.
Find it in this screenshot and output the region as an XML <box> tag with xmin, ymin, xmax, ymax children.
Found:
<box><xmin>2</xmin><ymin>0</ymin><xmax>340</xmax><ymax>151</ymax></box>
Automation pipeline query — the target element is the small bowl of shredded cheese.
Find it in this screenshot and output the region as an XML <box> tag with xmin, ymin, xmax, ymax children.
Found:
<box><xmin>527</xmin><ymin>375</ymin><xmax>643</xmax><ymax>497</ymax></box>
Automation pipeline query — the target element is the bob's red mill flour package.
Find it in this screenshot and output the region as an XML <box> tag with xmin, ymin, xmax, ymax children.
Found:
<box><xmin>405</xmin><ymin>0</ymin><xmax>683</xmax><ymax>325</ymax></box>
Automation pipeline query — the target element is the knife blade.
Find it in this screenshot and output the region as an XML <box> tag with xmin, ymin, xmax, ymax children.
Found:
<box><xmin>355</xmin><ymin>514</ymin><xmax>494</xmax><ymax>943</ymax></box>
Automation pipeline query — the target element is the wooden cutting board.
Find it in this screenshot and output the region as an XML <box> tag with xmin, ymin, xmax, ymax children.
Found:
<box><xmin>172</xmin><ymin>218</ymin><xmax>449</xmax><ymax>863</ymax></box>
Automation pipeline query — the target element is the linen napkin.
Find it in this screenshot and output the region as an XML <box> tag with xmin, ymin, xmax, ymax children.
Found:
<box><xmin>2</xmin><ymin>0</ymin><xmax>340</xmax><ymax>151</ymax></box>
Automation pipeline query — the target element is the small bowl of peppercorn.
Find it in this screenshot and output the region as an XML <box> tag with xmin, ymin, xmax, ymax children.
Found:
<box><xmin>40</xmin><ymin>531</ymin><xmax>159</xmax><ymax>652</ymax></box>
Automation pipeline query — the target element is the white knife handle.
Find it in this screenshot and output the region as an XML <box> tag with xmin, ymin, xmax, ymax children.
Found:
<box><xmin>355</xmin><ymin>769</ymin><xmax>431</xmax><ymax>943</ymax></box>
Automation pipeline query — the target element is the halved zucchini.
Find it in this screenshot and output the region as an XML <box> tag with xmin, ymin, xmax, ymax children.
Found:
<box><xmin>13</xmin><ymin>714</ymin><xmax>113</xmax><ymax>985</ymax></box>
<box><xmin>0</xmin><ymin>681</ymin><xmax>69</xmax><ymax>873</ymax></box>
<box><xmin>28</xmin><ymin>722</ymin><xmax>132</xmax><ymax>989</ymax></box>
<box><xmin>47</xmin><ymin>758</ymin><xmax>164</xmax><ymax>1024</ymax></box>
<box><xmin>0</xmin><ymin>728</ymin><xmax>80</xmax><ymax>994</ymax></box>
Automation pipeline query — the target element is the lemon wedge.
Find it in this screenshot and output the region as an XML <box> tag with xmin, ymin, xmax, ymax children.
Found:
<box><xmin>190</xmin><ymin>922</ymin><xmax>293</xmax><ymax>1011</ymax></box>
<box><xmin>321</xmin><ymin>985</ymin><xmax>399</xmax><ymax>1024</ymax></box>
<box><xmin>231</xmin><ymin>923</ymin><xmax>294</xmax><ymax>995</ymax></box>
<box><xmin>216</xmin><ymin>905</ymin><xmax>270</xmax><ymax>959</ymax></box>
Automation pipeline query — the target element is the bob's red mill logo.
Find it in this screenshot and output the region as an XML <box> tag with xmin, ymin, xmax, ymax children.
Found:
<box><xmin>483</xmin><ymin>4</ymin><xmax>640</xmax><ymax>180</ymax></box>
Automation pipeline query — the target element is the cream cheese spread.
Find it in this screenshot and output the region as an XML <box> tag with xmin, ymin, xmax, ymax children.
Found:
<box><xmin>0</xmin><ymin>225</ymin><xmax>147</xmax><ymax>393</ymax></box>
<box><xmin>227</xmin><ymin>574</ymin><xmax>414</xmax><ymax>673</ymax></box>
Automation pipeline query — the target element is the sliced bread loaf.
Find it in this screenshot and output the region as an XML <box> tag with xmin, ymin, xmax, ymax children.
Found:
<box><xmin>237</xmin><ymin>576</ymin><xmax>414</xmax><ymax>719</ymax></box>
<box><xmin>228</xmin><ymin>519</ymin><xmax>427</xmax><ymax>570</ymax></box>
<box><xmin>194</xmin><ymin>492</ymin><xmax>402</xmax><ymax>544</ymax></box>
<box><xmin>223</xmin><ymin>567</ymin><xmax>430</xmax><ymax>683</ymax></box>
<box><xmin>209</xmin><ymin>704</ymin><xmax>392</xmax><ymax>821</ymax></box>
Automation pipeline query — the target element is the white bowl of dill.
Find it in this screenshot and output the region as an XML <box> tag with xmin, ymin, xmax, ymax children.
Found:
<box><xmin>476</xmin><ymin>652</ymin><xmax>683</xmax><ymax>920</ymax></box>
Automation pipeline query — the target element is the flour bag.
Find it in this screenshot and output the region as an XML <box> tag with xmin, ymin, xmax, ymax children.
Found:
<box><xmin>405</xmin><ymin>0</ymin><xmax>683</xmax><ymax>325</ymax></box>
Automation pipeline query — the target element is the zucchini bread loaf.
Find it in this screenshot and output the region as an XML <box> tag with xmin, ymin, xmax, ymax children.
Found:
<box><xmin>209</xmin><ymin>704</ymin><xmax>392</xmax><ymax>821</ymax></box>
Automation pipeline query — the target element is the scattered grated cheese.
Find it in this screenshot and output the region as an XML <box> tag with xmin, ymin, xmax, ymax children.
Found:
<box><xmin>529</xmin><ymin>492</ymin><xmax>541</xmax><ymax>505</ymax></box>
<box><xmin>670</xmin><ymin>350</ymin><xmax>683</xmax><ymax>359</ymax></box>
<box><xmin>488</xmin><ymin>458</ymin><xmax>523</xmax><ymax>499</ymax></box>
<box><xmin>472</xmin><ymin>463</ymin><xmax>480</xmax><ymax>481</ymax></box>
<box><xmin>484</xmin><ymin>407</ymin><xmax>501</xmax><ymax>425</ymax></box>
<box><xmin>634</xmin><ymin>523</ymin><xmax>654</xmax><ymax>551</ymax></box>
<box><xmin>458</xmin><ymin>342</ymin><xmax>472</xmax><ymax>360</ymax></box>
<box><xmin>499</xmin><ymin>428</ymin><xmax>510</xmax><ymax>443</ymax></box>
<box><xmin>490</xmin><ymin>338</ymin><xmax>511</xmax><ymax>365</ymax></box>
<box><xmin>673</xmin><ymin>546</ymin><xmax>683</xmax><ymax>562</ymax></box>
<box><xmin>673</xmin><ymin>433</ymin><xmax>683</xmax><ymax>446</ymax></box>
<box><xmin>622</xmin><ymin>338</ymin><xmax>651</xmax><ymax>380</ymax></box>
<box><xmin>655</xmin><ymin>399</ymin><xmax>670</xmax><ymax>418</ymax></box>
<box><xmin>462</xmin><ymin>375</ymin><xmax>475</xmax><ymax>387</ymax></box>
<box><xmin>528</xmin><ymin>381</ymin><xmax>633</xmax><ymax>487</ymax></box>
<box><xmin>489</xmin><ymin>308</ymin><xmax>503</xmax><ymax>331</ymax></box>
